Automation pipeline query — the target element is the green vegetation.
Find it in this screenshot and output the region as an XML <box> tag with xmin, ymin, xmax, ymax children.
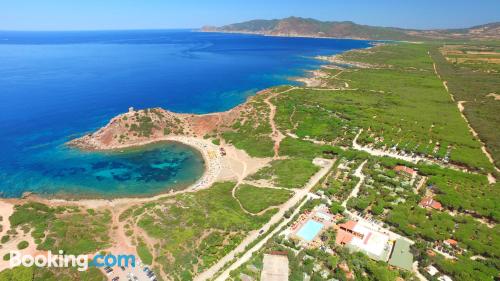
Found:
<box><xmin>274</xmin><ymin>43</ymin><xmax>492</xmax><ymax>171</ymax></box>
<box><xmin>121</xmin><ymin>182</ymin><xmax>276</xmax><ymax>281</ymax></box>
<box><xmin>387</xmin><ymin>204</ymin><xmax>499</xmax><ymax>257</ymax></box>
<box><xmin>230</xmin><ymin>226</ymin><xmax>415</xmax><ymax>281</ymax></box>
<box><xmin>137</xmin><ymin>239</ymin><xmax>153</xmax><ymax>265</ymax></box>
<box><xmin>235</xmin><ymin>184</ymin><xmax>292</xmax><ymax>213</ymax></box>
<box><xmin>0</xmin><ymin>266</ymin><xmax>105</xmax><ymax>281</ymax></box>
<box><xmin>213</xmin><ymin>17</ymin><xmax>496</xmax><ymax>41</ymax></box>
<box><xmin>430</xmin><ymin>44</ymin><xmax>500</xmax><ymax>169</ymax></box>
<box><xmin>428</xmin><ymin>254</ymin><xmax>498</xmax><ymax>281</ymax></box>
<box><xmin>420</xmin><ymin>165</ymin><xmax>500</xmax><ymax>221</ymax></box>
<box><xmin>279</xmin><ymin>137</ymin><xmax>330</xmax><ymax>159</ymax></box>
<box><xmin>312</xmin><ymin>155</ymin><xmax>499</xmax><ymax>279</ymax></box>
<box><xmin>0</xmin><ymin>267</ymin><xmax>33</xmax><ymax>281</ymax></box>
<box><xmin>1</xmin><ymin>235</ymin><xmax>10</xmax><ymax>244</ymax></box>
<box><xmin>17</xmin><ymin>240</ymin><xmax>29</xmax><ymax>250</ymax></box>
<box><xmin>346</xmin><ymin>159</ymin><xmax>420</xmax><ymax>215</ymax></box>
<box><xmin>320</xmin><ymin>158</ymin><xmax>365</xmax><ymax>202</ymax></box>
<box><xmin>222</xmin><ymin>93</ymin><xmax>274</xmax><ymax>157</ymax></box>
<box><xmin>248</xmin><ymin>159</ymin><xmax>319</xmax><ymax>188</ymax></box>
<box><xmin>9</xmin><ymin>203</ymin><xmax>111</xmax><ymax>255</ymax></box>
<box><xmin>126</xmin><ymin>108</ymin><xmax>186</xmax><ymax>138</ymax></box>
<box><xmin>130</xmin><ymin>115</ymin><xmax>155</xmax><ymax>137</ymax></box>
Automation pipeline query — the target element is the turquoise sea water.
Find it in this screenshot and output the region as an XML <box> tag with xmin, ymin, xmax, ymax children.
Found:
<box><xmin>0</xmin><ymin>30</ymin><xmax>371</xmax><ymax>198</ymax></box>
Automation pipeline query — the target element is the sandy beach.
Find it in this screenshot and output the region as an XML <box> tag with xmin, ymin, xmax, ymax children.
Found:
<box><xmin>0</xmin><ymin>135</ymin><xmax>269</xmax><ymax>208</ymax></box>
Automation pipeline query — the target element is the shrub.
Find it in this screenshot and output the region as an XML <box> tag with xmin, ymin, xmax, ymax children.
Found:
<box><xmin>17</xmin><ymin>241</ymin><xmax>29</xmax><ymax>250</ymax></box>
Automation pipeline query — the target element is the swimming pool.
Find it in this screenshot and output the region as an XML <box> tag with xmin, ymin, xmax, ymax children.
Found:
<box><xmin>296</xmin><ymin>220</ymin><xmax>324</xmax><ymax>242</ymax></box>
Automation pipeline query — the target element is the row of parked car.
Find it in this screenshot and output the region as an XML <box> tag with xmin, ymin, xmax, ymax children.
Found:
<box><xmin>102</xmin><ymin>261</ymin><xmax>157</xmax><ymax>281</ymax></box>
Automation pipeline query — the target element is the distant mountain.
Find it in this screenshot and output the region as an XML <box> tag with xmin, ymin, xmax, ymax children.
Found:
<box><xmin>202</xmin><ymin>17</ymin><xmax>500</xmax><ymax>40</ymax></box>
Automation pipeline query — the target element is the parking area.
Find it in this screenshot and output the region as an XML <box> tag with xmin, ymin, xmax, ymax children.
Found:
<box><xmin>102</xmin><ymin>261</ymin><xmax>159</xmax><ymax>281</ymax></box>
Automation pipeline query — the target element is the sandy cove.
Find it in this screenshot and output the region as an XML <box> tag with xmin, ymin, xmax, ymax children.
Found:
<box><xmin>0</xmin><ymin>42</ymin><xmax>385</xmax><ymax>278</ymax></box>
<box><xmin>0</xmin><ymin>92</ymin><xmax>272</xmax><ymax>240</ymax></box>
<box><xmin>0</xmin><ymin>137</ymin><xmax>269</xmax><ymax>210</ymax></box>
<box><xmin>0</xmin><ymin>136</ymin><xmax>270</xmax><ymax>273</ymax></box>
<box><xmin>0</xmin><ymin>50</ymin><xmax>350</xmax><ymax>273</ymax></box>
<box><xmin>0</xmin><ymin>49</ymin><xmax>354</xmax><ymax>211</ymax></box>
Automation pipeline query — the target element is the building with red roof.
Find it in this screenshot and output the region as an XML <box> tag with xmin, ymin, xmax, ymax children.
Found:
<box><xmin>393</xmin><ymin>165</ymin><xmax>417</xmax><ymax>176</ymax></box>
<box><xmin>444</xmin><ymin>239</ymin><xmax>458</xmax><ymax>247</ymax></box>
<box><xmin>335</xmin><ymin>230</ymin><xmax>354</xmax><ymax>246</ymax></box>
<box><xmin>335</xmin><ymin>220</ymin><xmax>393</xmax><ymax>262</ymax></box>
<box><xmin>419</xmin><ymin>197</ymin><xmax>443</xmax><ymax>210</ymax></box>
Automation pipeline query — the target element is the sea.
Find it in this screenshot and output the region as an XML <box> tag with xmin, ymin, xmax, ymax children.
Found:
<box><xmin>0</xmin><ymin>30</ymin><xmax>371</xmax><ymax>198</ymax></box>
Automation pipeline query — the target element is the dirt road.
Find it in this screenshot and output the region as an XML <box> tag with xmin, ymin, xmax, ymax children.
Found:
<box><xmin>194</xmin><ymin>158</ymin><xmax>335</xmax><ymax>281</ymax></box>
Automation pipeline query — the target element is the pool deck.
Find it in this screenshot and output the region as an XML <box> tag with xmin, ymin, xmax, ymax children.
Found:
<box><xmin>296</xmin><ymin>220</ymin><xmax>324</xmax><ymax>242</ymax></box>
<box><xmin>288</xmin><ymin>205</ymin><xmax>336</xmax><ymax>247</ymax></box>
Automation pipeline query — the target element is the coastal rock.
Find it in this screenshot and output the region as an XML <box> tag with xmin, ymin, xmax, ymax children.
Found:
<box><xmin>68</xmin><ymin>97</ymin><xmax>250</xmax><ymax>151</ymax></box>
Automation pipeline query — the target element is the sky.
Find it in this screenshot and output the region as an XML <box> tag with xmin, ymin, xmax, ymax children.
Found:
<box><xmin>1</xmin><ymin>0</ymin><xmax>499</xmax><ymax>31</ymax></box>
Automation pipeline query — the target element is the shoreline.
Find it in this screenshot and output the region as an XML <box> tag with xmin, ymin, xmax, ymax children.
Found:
<box><xmin>200</xmin><ymin>29</ymin><xmax>382</xmax><ymax>42</ymax></box>
<box><xmin>0</xmin><ymin>136</ymin><xmax>223</xmax><ymax>207</ymax></box>
<box><xmin>0</xmin><ymin>41</ymin><xmax>370</xmax><ymax>205</ymax></box>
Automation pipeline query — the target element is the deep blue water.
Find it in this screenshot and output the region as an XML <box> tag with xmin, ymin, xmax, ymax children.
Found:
<box><xmin>0</xmin><ymin>30</ymin><xmax>371</xmax><ymax>198</ymax></box>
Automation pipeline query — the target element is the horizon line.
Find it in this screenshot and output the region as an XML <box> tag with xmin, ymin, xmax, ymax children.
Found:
<box><xmin>0</xmin><ymin>16</ymin><xmax>498</xmax><ymax>33</ymax></box>
<box><xmin>0</xmin><ymin>28</ymin><xmax>200</xmax><ymax>32</ymax></box>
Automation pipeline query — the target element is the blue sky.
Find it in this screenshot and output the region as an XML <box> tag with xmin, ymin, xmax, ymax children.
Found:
<box><xmin>1</xmin><ymin>0</ymin><xmax>499</xmax><ymax>31</ymax></box>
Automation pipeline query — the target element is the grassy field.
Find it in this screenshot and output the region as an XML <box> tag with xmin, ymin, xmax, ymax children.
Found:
<box><xmin>274</xmin><ymin>43</ymin><xmax>492</xmax><ymax>172</ymax></box>
<box><xmin>222</xmin><ymin>92</ymin><xmax>275</xmax><ymax>157</ymax></box>
<box><xmin>247</xmin><ymin>158</ymin><xmax>320</xmax><ymax>188</ymax></box>
<box><xmin>235</xmin><ymin>184</ymin><xmax>292</xmax><ymax>213</ymax></box>
<box><xmin>9</xmin><ymin>203</ymin><xmax>111</xmax><ymax>255</ymax></box>
<box><xmin>430</xmin><ymin>43</ymin><xmax>500</xmax><ymax>170</ymax></box>
<box><xmin>0</xmin><ymin>266</ymin><xmax>106</xmax><ymax>281</ymax></box>
<box><xmin>137</xmin><ymin>238</ymin><xmax>154</xmax><ymax>265</ymax></box>
<box><xmin>120</xmin><ymin>182</ymin><xmax>276</xmax><ymax>281</ymax></box>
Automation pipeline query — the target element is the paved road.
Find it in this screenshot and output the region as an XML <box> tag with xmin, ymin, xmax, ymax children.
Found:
<box><xmin>194</xmin><ymin>158</ymin><xmax>335</xmax><ymax>281</ymax></box>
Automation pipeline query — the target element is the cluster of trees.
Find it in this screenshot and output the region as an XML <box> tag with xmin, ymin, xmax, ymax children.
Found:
<box><xmin>420</xmin><ymin>165</ymin><xmax>500</xmax><ymax>222</ymax></box>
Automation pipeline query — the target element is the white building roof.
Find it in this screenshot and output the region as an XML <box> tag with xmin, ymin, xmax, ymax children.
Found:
<box><xmin>438</xmin><ymin>275</ymin><xmax>453</xmax><ymax>281</ymax></box>
<box><xmin>426</xmin><ymin>265</ymin><xmax>439</xmax><ymax>276</ymax></box>
<box><xmin>349</xmin><ymin>223</ymin><xmax>390</xmax><ymax>259</ymax></box>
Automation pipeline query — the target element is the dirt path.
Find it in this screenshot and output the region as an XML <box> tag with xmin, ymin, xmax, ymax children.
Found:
<box><xmin>106</xmin><ymin>207</ymin><xmax>137</xmax><ymax>255</ymax></box>
<box><xmin>306</xmin><ymin>87</ymin><xmax>358</xmax><ymax>91</ymax></box>
<box><xmin>264</xmin><ymin>87</ymin><xmax>296</xmax><ymax>159</ymax></box>
<box><xmin>0</xmin><ymin>202</ymin><xmax>41</xmax><ymax>272</ymax></box>
<box><xmin>429</xmin><ymin>52</ymin><xmax>498</xmax><ymax>177</ymax></box>
<box><xmin>226</xmin><ymin>93</ymin><xmax>298</xmax><ymax>215</ymax></box>
<box><xmin>342</xmin><ymin>160</ymin><xmax>367</xmax><ymax>207</ymax></box>
<box><xmin>0</xmin><ymin>201</ymin><xmax>13</xmax><ymax>238</ymax></box>
<box><xmin>228</xmin><ymin>143</ymin><xmax>253</xmax><ymax>215</ymax></box>
<box><xmin>414</xmin><ymin>176</ymin><xmax>428</xmax><ymax>194</ymax></box>
<box><xmin>194</xmin><ymin>158</ymin><xmax>335</xmax><ymax>281</ymax></box>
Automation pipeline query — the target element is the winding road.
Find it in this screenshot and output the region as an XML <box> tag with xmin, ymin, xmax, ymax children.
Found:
<box><xmin>194</xmin><ymin>158</ymin><xmax>335</xmax><ymax>281</ymax></box>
